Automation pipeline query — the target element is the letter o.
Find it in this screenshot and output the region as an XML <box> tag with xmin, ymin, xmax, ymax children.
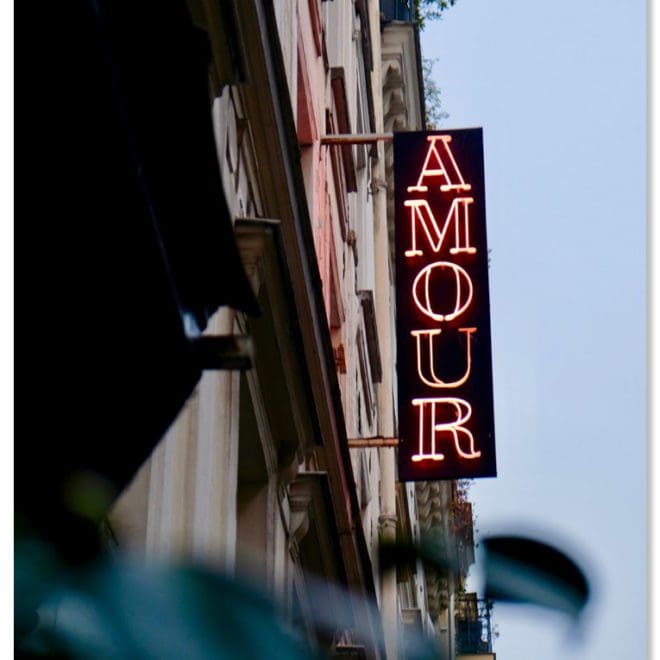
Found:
<box><xmin>412</xmin><ymin>261</ymin><xmax>473</xmax><ymax>322</ymax></box>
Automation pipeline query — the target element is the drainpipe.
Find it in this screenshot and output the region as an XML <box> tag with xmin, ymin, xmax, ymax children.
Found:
<box><xmin>370</xmin><ymin>2</ymin><xmax>398</xmax><ymax>655</ymax></box>
<box><xmin>373</xmin><ymin>114</ymin><xmax>398</xmax><ymax>660</ymax></box>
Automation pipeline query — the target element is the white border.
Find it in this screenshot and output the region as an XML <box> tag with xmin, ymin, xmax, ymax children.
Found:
<box><xmin>650</xmin><ymin>0</ymin><xmax>658</xmax><ymax>657</ymax></box>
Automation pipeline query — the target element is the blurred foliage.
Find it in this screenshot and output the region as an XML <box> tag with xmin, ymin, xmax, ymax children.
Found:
<box><xmin>482</xmin><ymin>536</ymin><xmax>590</xmax><ymax>620</ymax></box>
<box><xmin>16</xmin><ymin>533</ymin><xmax>318</xmax><ymax>660</ymax></box>
<box><xmin>16</xmin><ymin>507</ymin><xmax>589</xmax><ymax>658</ymax></box>
<box><xmin>380</xmin><ymin>535</ymin><xmax>590</xmax><ymax>624</ymax></box>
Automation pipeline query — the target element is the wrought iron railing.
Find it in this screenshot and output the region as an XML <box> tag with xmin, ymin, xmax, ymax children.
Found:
<box><xmin>379</xmin><ymin>0</ymin><xmax>415</xmax><ymax>23</ymax></box>
<box><xmin>455</xmin><ymin>595</ymin><xmax>494</xmax><ymax>654</ymax></box>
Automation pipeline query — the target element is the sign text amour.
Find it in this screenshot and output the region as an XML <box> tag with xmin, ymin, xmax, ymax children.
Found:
<box><xmin>394</xmin><ymin>129</ymin><xmax>496</xmax><ymax>481</ymax></box>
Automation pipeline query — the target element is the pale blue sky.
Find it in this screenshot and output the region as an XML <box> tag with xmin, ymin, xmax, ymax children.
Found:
<box><xmin>420</xmin><ymin>1</ymin><xmax>646</xmax><ymax>658</ymax></box>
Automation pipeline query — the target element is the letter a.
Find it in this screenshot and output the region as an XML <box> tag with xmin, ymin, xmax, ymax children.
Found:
<box><xmin>407</xmin><ymin>135</ymin><xmax>471</xmax><ymax>193</ymax></box>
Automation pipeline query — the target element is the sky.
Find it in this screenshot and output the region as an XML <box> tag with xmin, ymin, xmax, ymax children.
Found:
<box><xmin>420</xmin><ymin>1</ymin><xmax>647</xmax><ymax>658</ymax></box>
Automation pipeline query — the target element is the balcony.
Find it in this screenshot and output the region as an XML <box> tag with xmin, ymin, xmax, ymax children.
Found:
<box><xmin>455</xmin><ymin>594</ymin><xmax>494</xmax><ymax>656</ymax></box>
<box><xmin>380</xmin><ymin>0</ymin><xmax>415</xmax><ymax>23</ymax></box>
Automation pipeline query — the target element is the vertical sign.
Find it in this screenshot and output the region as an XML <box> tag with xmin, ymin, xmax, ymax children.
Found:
<box><xmin>394</xmin><ymin>129</ymin><xmax>496</xmax><ymax>481</ymax></box>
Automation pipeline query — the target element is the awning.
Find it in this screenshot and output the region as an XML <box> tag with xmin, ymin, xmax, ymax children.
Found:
<box><xmin>17</xmin><ymin>0</ymin><xmax>258</xmax><ymax>557</ymax></box>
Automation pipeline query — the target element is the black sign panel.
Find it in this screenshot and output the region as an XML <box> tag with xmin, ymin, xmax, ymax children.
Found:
<box><xmin>394</xmin><ymin>129</ymin><xmax>496</xmax><ymax>481</ymax></box>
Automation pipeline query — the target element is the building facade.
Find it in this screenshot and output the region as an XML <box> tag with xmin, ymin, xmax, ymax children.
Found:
<box><xmin>106</xmin><ymin>1</ymin><xmax>476</xmax><ymax>658</ymax></box>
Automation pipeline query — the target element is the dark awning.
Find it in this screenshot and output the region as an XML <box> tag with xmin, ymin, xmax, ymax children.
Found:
<box><xmin>17</xmin><ymin>0</ymin><xmax>258</xmax><ymax>558</ymax></box>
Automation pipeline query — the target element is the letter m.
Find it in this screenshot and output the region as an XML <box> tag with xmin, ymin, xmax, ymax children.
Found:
<box><xmin>404</xmin><ymin>198</ymin><xmax>476</xmax><ymax>257</ymax></box>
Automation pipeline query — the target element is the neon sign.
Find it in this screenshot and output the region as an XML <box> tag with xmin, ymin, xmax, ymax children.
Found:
<box><xmin>395</xmin><ymin>129</ymin><xmax>496</xmax><ymax>481</ymax></box>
